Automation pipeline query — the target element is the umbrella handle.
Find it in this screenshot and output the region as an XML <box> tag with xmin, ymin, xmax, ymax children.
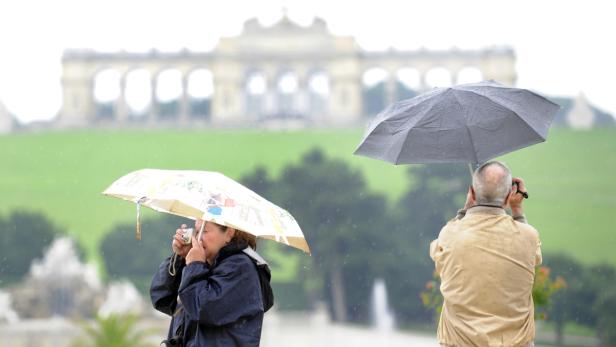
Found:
<box><xmin>198</xmin><ymin>222</ymin><xmax>205</xmax><ymax>245</ymax></box>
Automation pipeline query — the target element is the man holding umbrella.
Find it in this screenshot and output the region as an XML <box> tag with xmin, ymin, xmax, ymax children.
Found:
<box><xmin>353</xmin><ymin>81</ymin><xmax>558</xmax><ymax>346</ymax></box>
<box><xmin>430</xmin><ymin>161</ymin><xmax>542</xmax><ymax>347</ymax></box>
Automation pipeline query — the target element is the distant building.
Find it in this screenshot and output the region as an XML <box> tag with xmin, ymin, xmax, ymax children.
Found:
<box><xmin>0</xmin><ymin>99</ymin><xmax>13</xmax><ymax>134</ymax></box>
<box><xmin>550</xmin><ymin>93</ymin><xmax>615</xmax><ymax>129</ymax></box>
<box><xmin>58</xmin><ymin>14</ymin><xmax>516</xmax><ymax>129</ymax></box>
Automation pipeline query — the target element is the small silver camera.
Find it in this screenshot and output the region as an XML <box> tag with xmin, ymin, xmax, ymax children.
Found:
<box><xmin>180</xmin><ymin>228</ymin><xmax>194</xmax><ymax>245</ymax></box>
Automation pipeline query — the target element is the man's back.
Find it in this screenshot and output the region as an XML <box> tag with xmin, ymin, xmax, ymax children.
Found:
<box><xmin>430</xmin><ymin>206</ymin><xmax>542</xmax><ymax>347</ymax></box>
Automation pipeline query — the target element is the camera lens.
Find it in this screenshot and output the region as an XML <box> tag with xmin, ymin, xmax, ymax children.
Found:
<box><xmin>181</xmin><ymin>228</ymin><xmax>194</xmax><ymax>244</ymax></box>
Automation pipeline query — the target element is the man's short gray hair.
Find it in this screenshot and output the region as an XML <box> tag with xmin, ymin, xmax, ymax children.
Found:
<box><xmin>472</xmin><ymin>161</ymin><xmax>512</xmax><ymax>206</ymax></box>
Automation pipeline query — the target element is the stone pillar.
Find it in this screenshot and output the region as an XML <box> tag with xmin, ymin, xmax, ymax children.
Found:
<box><xmin>115</xmin><ymin>76</ymin><xmax>128</xmax><ymax>122</ymax></box>
<box><xmin>480</xmin><ymin>56</ymin><xmax>516</xmax><ymax>86</ymax></box>
<box><xmin>211</xmin><ymin>80</ymin><xmax>243</xmax><ymax>123</ymax></box>
<box><xmin>326</xmin><ymin>57</ymin><xmax>362</xmax><ymax>124</ymax></box>
<box><xmin>150</xmin><ymin>77</ymin><xmax>159</xmax><ymax>121</ymax></box>
<box><xmin>296</xmin><ymin>77</ymin><xmax>309</xmax><ymax>118</ymax></box>
<box><xmin>328</xmin><ymin>76</ymin><xmax>362</xmax><ymax>124</ymax></box>
<box><xmin>210</xmin><ymin>61</ymin><xmax>244</xmax><ymax>124</ymax></box>
<box><xmin>418</xmin><ymin>70</ymin><xmax>428</xmax><ymax>91</ymax></box>
<box><xmin>59</xmin><ymin>76</ymin><xmax>94</xmax><ymax>127</ymax></box>
<box><xmin>179</xmin><ymin>76</ymin><xmax>190</xmax><ymax>122</ymax></box>
<box><xmin>59</xmin><ymin>61</ymin><xmax>96</xmax><ymax>127</ymax></box>
<box><xmin>264</xmin><ymin>72</ymin><xmax>278</xmax><ymax>117</ymax></box>
<box><xmin>385</xmin><ymin>74</ymin><xmax>397</xmax><ymax>104</ymax></box>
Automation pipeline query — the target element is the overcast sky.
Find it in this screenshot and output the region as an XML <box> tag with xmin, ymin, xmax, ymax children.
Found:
<box><xmin>0</xmin><ymin>0</ymin><xmax>614</xmax><ymax>123</ymax></box>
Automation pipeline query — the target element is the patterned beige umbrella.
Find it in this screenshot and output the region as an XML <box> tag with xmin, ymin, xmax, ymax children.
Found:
<box><xmin>102</xmin><ymin>169</ymin><xmax>310</xmax><ymax>253</ymax></box>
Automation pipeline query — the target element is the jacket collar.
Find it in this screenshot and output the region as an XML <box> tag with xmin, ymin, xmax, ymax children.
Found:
<box><xmin>214</xmin><ymin>240</ymin><xmax>248</xmax><ymax>265</ymax></box>
<box><xmin>466</xmin><ymin>205</ymin><xmax>507</xmax><ymax>216</ymax></box>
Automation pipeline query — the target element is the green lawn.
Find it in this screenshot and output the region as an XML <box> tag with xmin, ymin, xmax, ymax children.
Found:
<box><xmin>0</xmin><ymin>128</ymin><xmax>615</xmax><ymax>266</ymax></box>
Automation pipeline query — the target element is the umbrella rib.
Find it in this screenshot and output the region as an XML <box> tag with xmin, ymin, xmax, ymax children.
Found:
<box><xmin>392</xmin><ymin>94</ymin><xmax>447</xmax><ymax>164</ymax></box>
<box><xmin>452</xmin><ymin>89</ymin><xmax>480</xmax><ymax>165</ymax></box>
<box><xmin>464</xmin><ymin>125</ymin><xmax>479</xmax><ymax>165</ymax></box>
<box><xmin>456</xmin><ymin>89</ymin><xmax>546</xmax><ymax>140</ymax></box>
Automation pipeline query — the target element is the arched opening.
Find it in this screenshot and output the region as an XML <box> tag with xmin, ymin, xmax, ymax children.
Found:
<box><xmin>245</xmin><ymin>71</ymin><xmax>267</xmax><ymax>119</ymax></box>
<box><xmin>456</xmin><ymin>67</ymin><xmax>483</xmax><ymax>85</ymax></box>
<box><xmin>307</xmin><ymin>71</ymin><xmax>330</xmax><ymax>117</ymax></box>
<box><xmin>155</xmin><ymin>69</ymin><xmax>182</xmax><ymax>119</ymax></box>
<box><xmin>276</xmin><ymin>71</ymin><xmax>300</xmax><ymax>118</ymax></box>
<box><xmin>425</xmin><ymin>67</ymin><xmax>453</xmax><ymax>88</ymax></box>
<box><xmin>362</xmin><ymin>68</ymin><xmax>389</xmax><ymax>117</ymax></box>
<box><xmin>186</xmin><ymin>69</ymin><xmax>213</xmax><ymax>120</ymax></box>
<box><xmin>92</xmin><ymin>69</ymin><xmax>121</xmax><ymax>120</ymax></box>
<box><xmin>124</xmin><ymin>69</ymin><xmax>152</xmax><ymax>118</ymax></box>
<box><xmin>395</xmin><ymin>68</ymin><xmax>420</xmax><ymax>100</ymax></box>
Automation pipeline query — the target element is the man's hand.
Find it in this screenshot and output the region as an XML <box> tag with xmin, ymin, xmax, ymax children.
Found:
<box><xmin>508</xmin><ymin>177</ymin><xmax>527</xmax><ymax>216</ymax></box>
<box><xmin>185</xmin><ymin>235</ymin><xmax>207</xmax><ymax>265</ymax></box>
<box><xmin>171</xmin><ymin>224</ymin><xmax>192</xmax><ymax>258</ymax></box>
<box><xmin>463</xmin><ymin>185</ymin><xmax>475</xmax><ymax>210</ymax></box>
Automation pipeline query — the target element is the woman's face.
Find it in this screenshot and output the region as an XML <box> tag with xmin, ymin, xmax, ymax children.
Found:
<box><xmin>194</xmin><ymin>220</ymin><xmax>234</xmax><ymax>262</ymax></box>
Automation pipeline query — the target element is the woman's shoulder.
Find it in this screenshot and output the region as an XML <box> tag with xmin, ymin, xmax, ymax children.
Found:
<box><xmin>218</xmin><ymin>252</ymin><xmax>256</xmax><ymax>270</ymax></box>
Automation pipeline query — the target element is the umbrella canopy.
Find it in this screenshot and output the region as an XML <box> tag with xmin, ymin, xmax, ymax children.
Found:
<box><xmin>103</xmin><ymin>169</ymin><xmax>310</xmax><ymax>253</ymax></box>
<box><xmin>354</xmin><ymin>81</ymin><xmax>560</xmax><ymax>165</ymax></box>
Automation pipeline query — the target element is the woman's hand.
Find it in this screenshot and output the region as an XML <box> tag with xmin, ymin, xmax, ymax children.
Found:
<box><xmin>185</xmin><ymin>235</ymin><xmax>207</xmax><ymax>265</ymax></box>
<box><xmin>171</xmin><ymin>224</ymin><xmax>192</xmax><ymax>258</ymax></box>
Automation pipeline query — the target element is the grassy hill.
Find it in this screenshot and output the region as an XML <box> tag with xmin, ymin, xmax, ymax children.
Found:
<box><xmin>1</xmin><ymin>128</ymin><xmax>615</xmax><ymax>266</ymax></box>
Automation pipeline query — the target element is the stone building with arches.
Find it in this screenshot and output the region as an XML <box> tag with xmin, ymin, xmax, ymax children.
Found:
<box><xmin>59</xmin><ymin>15</ymin><xmax>516</xmax><ymax>128</ymax></box>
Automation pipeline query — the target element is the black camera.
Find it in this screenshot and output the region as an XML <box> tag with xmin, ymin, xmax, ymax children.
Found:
<box><xmin>512</xmin><ymin>181</ymin><xmax>528</xmax><ymax>199</ymax></box>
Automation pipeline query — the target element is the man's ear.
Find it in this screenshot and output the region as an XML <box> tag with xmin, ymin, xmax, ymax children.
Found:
<box><xmin>470</xmin><ymin>186</ymin><xmax>476</xmax><ymax>201</ymax></box>
<box><xmin>503</xmin><ymin>190</ymin><xmax>511</xmax><ymax>207</ymax></box>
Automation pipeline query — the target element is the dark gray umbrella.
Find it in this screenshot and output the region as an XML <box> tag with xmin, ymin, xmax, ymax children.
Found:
<box><xmin>354</xmin><ymin>80</ymin><xmax>560</xmax><ymax>166</ymax></box>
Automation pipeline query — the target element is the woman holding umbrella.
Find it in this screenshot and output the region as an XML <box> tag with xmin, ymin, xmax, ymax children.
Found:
<box><xmin>150</xmin><ymin>219</ymin><xmax>274</xmax><ymax>347</ymax></box>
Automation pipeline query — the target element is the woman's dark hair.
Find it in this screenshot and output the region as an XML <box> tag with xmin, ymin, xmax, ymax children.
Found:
<box><xmin>215</xmin><ymin>224</ymin><xmax>257</xmax><ymax>250</ymax></box>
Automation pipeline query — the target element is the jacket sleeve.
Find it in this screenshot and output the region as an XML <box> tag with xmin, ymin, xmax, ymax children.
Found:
<box><xmin>534</xmin><ymin>232</ymin><xmax>543</xmax><ymax>266</ymax></box>
<box><xmin>178</xmin><ymin>255</ymin><xmax>263</xmax><ymax>327</ymax></box>
<box><xmin>150</xmin><ymin>255</ymin><xmax>185</xmax><ymax>316</ymax></box>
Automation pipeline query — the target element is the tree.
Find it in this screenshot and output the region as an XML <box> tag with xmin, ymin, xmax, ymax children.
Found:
<box><xmin>101</xmin><ymin>214</ymin><xmax>191</xmax><ymax>293</ymax></box>
<box><xmin>243</xmin><ymin>149</ymin><xmax>391</xmax><ymax>323</ymax></box>
<box><xmin>544</xmin><ymin>253</ymin><xmax>588</xmax><ymax>344</ymax></box>
<box><xmin>242</xmin><ymin>153</ymin><xmax>472</xmax><ymax>326</ymax></box>
<box><xmin>0</xmin><ymin>210</ymin><xmax>61</xmax><ymax>286</ymax></box>
<box><xmin>587</xmin><ymin>264</ymin><xmax>616</xmax><ymax>347</ymax></box>
<box><xmin>544</xmin><ymin>254</ymin><xmax>616</xmax><ymax>346</ymax></box>
<box><xmin>595</xmin><ymin>288</ymin><xmax>616</xmax><ymax>347</ymax></box>
<box><xmin>71</xmin><ymin>314</ymin><xmax>155</xmax><ymax>347</ymax></box>
<box><xmin>390</xmin><ymin>164</ymin><xmax>469</xmax><ymax>323</ymax></box>
<box><xmin>395</xmin><ymin>164</ymin><xmax>469</xmax><ymax>245</ymax></box>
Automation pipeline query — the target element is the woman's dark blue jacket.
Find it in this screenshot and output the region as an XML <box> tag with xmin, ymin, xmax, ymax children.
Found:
<box><xmin>150</xmin><ymin>242</ymin><xmax>273</xmax><ymax>347</ymax></box>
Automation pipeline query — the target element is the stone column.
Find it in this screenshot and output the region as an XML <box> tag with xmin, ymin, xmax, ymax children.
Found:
<box><xmin>418</xmin><ymin>70</ymin><xmax>428</xmax><ymax>91</ymax></box>
<box><xmin>296</xmin><ymin>76</ymin><xmax>309</xmax><ymax>119</ymax></box>
<box><xmin>59</xmin><ymin>61</ymin><xmax>95</xmax><ymax>127</ymax></box>
<box><xmin>264</xmin><ymin>72</ymin><xmax>278</xmax><ymax>117</ymax></box>
<box><xmin>328</xmin><ymin>76</ymin><xmax>362</xmax><ymax>124</ymax></box>
<box><xmin>150</xmin><ymin>77</ymin><xmax>158</xmax><ymax>121</ymax></box>
<box><xmin>211</xmin><ymin>80</ymin><xmax>244</xmax><ymax>124</ymax></box>
<box><xmin>179</xmin><ymin>76</ymin><xmax>190</xmax><ymax>123</ymax></box>
<box><xmin>210</xmin><ymin>60</ymin><xmax>243</xmax><ymax>124</ymax></box>
<box><xmin>115</xmin><ymin>75</ymin><xmax>129</xmax><ymax>122</ymax></box>
<box><xmin>60</xmin><ymin>78</ymin><xmax>93</xmax><ymax>127</ymax></box>
<box><xmin>385</xmin><ymin>74</ymin><xmax>397</xmax><ymax>104</ymax></box>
